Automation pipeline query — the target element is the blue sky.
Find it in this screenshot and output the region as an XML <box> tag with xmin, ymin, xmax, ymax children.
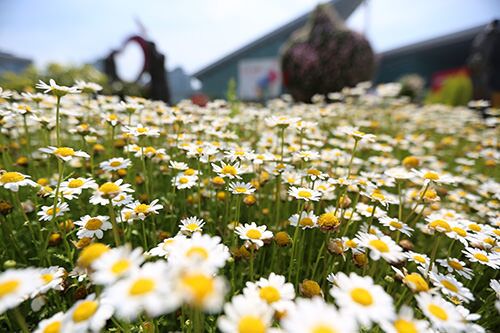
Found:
<box><xmin>0</xmin><ymin>0</ymin><xmax>498</xmax><ymax>75</ymax></box>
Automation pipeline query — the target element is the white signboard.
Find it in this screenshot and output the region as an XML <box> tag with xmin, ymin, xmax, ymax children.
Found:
<box><xmin>238</xmin><ymin>58</ymin><xmax>282</xmax><ymax>100</ymax></box>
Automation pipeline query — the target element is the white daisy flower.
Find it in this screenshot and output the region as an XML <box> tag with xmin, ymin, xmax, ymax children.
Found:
<box><xmin>243</xmin><ymin>273</ymin><xmax>295</xmax><ymax>313</ymax></box>
<box><xmin>429</xmin><ymin>272</ymin><xmax>474</xmax><ymax>303</ymax></box>
<box><xmin>148</xmin><ymin>234</ymin><xmax>186</xmax><ymax>258</ymax></box>
<box><xmin>416</xmin><ymin>293</ymin><xmax>465</xmax><ymax>332</ymax></box>
<box><xmin>34</xmin><ymin>311</ymin><xmax>64</xmax><ymax>333</ymax></box>
<box><xmin>379</xmin><ymin>216</ymin><xmax>413</xmax><ymax>236</ymax></box>
<box><xmin>170</xmin><ymin>268</ymin><xmax>227</xmax><ymax>312</ymax></box>
<box><xmin>0</xmin><ymin>171</ymin><xmax>37</xmax><ymax>192</ymax></box>
<box><xmin>289</xmin><ymin>211</ymin><xmax>318</xmax><ymax>229</ymax></box>
<box><xmin>59</xmin><ymin>177</ymin><xmax>97</xmax><ymax>197</ymax></box>
<box><xmin>281</xmin><ymin>296</ymin><xmax>357</xmax><ymax>333</ymax></box>
<box><xmin>288</xmin><ymin>186</ymin><xmax>322</xmax><ymax>201</ymax></box>
<box><xmin>172</xmin><ymin>174</ymin><xmax>198</xmax><ymax>189</ymax></box>
<box><xmin>380</xmin><ymin>306</ymin><xmax>430</xmax><ymax>333</ymax></box>
<box><xmin>39</xmin><ymin>146</ymin><xmax>90</xmax><ymax>162</ymax></box>
<box><xmin>36</xmin><ymin>79</ymin><xmax>80</xmax><ymax>96</ymax></box>
<box><xmin>411</xmin><ymin>168</ymin><xmax>455</xmax><ymax>185</ymax></box>
<box><xmin>103</xmin><ymin>261</ymin><xmax>178</xmax><ymax>320</ymax></box>
<box><xmin>228</xmin><ymin>181</ymin><xmax>255</xmax><ymax>195</ymax></box>
<box><xmin>37</xmin><ymin>202</ymin><xmax>70</xmax><ymax>222</ymax></box>
<box><xmin>179</xmin><ymin>216</ymin><xmax>206</xmax><ymax>235</ymax></box>
<box><xmin>358</xmin><ymin>233</ymin><xmax>405</xmax><ymax>263</ymax></box>
<box><xmin>168</xmin><ymin>232</ymin><xmax>230</xmax><ymax>273</ymax></box>
<box><xmin>62</xmin><ymin>293</ymin><xmax>113</xmax><ymax>332</ymax></box>
<box><xmin>99</xmin><ymin>158</ymin><xmax>132</xmax><ymax>172</ymax></box>
<box><xmin>330</xmin><ymin>272</ymin><xmax>395</xmax><ymax>327</ymax></box>
<box><xmin>463</xmin><ymin>247</ymin><xmax>500</xmax><ymax>269</ymax></box>
<box><xmin>235</xmin><ymin>222</ymin><xmax>273</xmax><ymax>248</ymax></box>
<box><xmin>126</xmin><ymin>199</ymin><xmax>163</xmax><ymax>220</ymax></box>
<box><xmin>218</xmin><ymin>294</ymin><xmax>273</xmax><ymax>333</ymax></box>
<box><xmin>0</xmin><ymin>268</ymin><xmax>44</xmax><ymax>314</ymax></box>
<box><xmin>91</xmin><ymin>246</ymin><xmax>144</xmax><ymax>285</ymax></box>
<box><xmin>122</xmin><ymin>124</ymin><xmax>160</xmax><ymax>137</ymax></box>
<box><xmin>211</xmin><ymin>161</ymin><xmax>242</xmax><ymax>179</ymax></box>
<box><xmin>169</xmin><ymin>161</ymin><xmax>189</xmax><ymax>171</ymax></box>
<box><xmin>74</xmin><ymin>215</ymin><xmax>112</xmax><ymax>239</ymax></box>
<box><xmin>35</xmin><ymin>266</ymin><xmax>66</xmax><ymax>295</ymax></box>
<box><xmin>89</xmin><ymin>180</ymin><xmax>134</xmax><ymax>206</ymax></box>
<box><xmin>436</xmin><ymin>258</ymin><xmax>474</xmax><ymax>280</ymax></box>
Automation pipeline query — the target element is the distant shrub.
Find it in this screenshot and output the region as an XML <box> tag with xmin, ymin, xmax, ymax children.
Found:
<box><xmin>281</xmin><ymin>3</ymin><xmax>375</xmax><ymax>102</ymax></box>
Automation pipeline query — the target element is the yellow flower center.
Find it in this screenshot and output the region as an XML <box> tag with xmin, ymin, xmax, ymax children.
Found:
<box><xmin>43</xmin><ymin>321</ymin><xmax>61</xmax><ymax>333</ymax></box>
<box><xmin>111</xmin><ymin>259</ymin><xmax>130</xmax><ymax>275</ymax></box>
<box><xmin>137</xmin><ymin>127</ymin><xmax>148</xmax><ymax>134</ymax></box>
<box><xmin>389</xmin><ymin>221</ymin><xmax>403</xmax><ymax>229</ymax></box>
<box><xmin>99</xmin><ymin>182</ymin><xmax>120</xmax><ymax>194</ymax></box>
<box><xmin>129</xmin><ymin>278</ymin><xmax>156</xmax><ymax>296</ymax></box>
<box><xmin>371</xmin><ymin>191</ymin><xmax>386</xmax><ymax>201</ymax></box>
<box><xmin>78</xmin><ymin>243</ymin><xmax>109</xmax><ymax>268</ymax></box>
<box><xmin>134</xmin><ymin>204</ymin><xmax>150</xmax><ymax>214</ymax></box>
<box><xmin>110</xmin><ymin>161</ymin><xmax>122</xmax><ymax>167</ymax></box>
<box><xmin>468</xmin><ymin>223</ymin><xmax>481</xmax><ymax>232</ymax></box>
<box><xmin>350</xmin><ymin>287</ymin><xmax>373</xmax><ymax>306</ymax></box>
<box><xmin>72</xmin><ymin>300</ymin><xmax>98</xmax><ymax>322</ymax></box>
<box><xmin>186</xmin><ymin>246</ymin><xmax>209</xmax><ymax>260</ymax></box>
<box><xmin>409</xmin><ymin>256</ymin><xmax>424</xmax><ymax>264</ymax></box>
<box><xmin>404</xmin><ymin>273</ymin><xmax>429</xmax><ymax>292</ymax></box>
<box><xmin>246</xmin><ymin>229</ymin><xmax>262</xmax><ymax>239</ymax></box>
<box><xmin>235</xmin><ymin>187</ymin><xmax>247</xmax><ymax>193</ymax></box>
<box><xmin>145</xmin><ymin>147</ymin><xmax>156</xmax><ymax>154</ymax></box>
<box><xmin>473</xmin><ymin>253</ymin><xmax>489</xmax><ymax>262</ymax></box>
<box><xmin>182</xmin><ymin>274</ymin><xmax>214</xmax><ymax>305</ymax></box>
<box><xmin>428</xmin><ymin>219</ymin><xmax>451</xmax><ymax>233</ymax></box>
<box><xmin>424</xmin><ymin>171</ymin><xmax>440</xmax><ymax>180</ymax></box>
<box><xmin>179</xmin><ymin>177</ymin><xmax>189</xmax><ymax>184</ymax></box>
<box><xmin>54</xmin><ymin>147</ymin><xmax>75</xmax><ymax>157</ymax></box>
<box><xmin>186</xmin><ymin>223</ymin><xmax>200</xmax><ymax>231</ymax></box>
<box><xmin>0</xmin><ymin>172</ymin><xmax>25</xmax><ymax>183</ymax></box>
<box><xmin>46</xmin><ymin>208</ymin><xmax>60</xmax><ymax>216</ymax></box>
<box><xmin>68</xmin><ymin>179</ymin><xmax>84</xmax><ymax>188</ymax></box>
<box><xmin>222</xmin><ymin>165</ymin><xmax>237</xmax><ymax>176</ymax></box>
<box><xmin>441</xmin><ymin>280</ymin><xmax>458</xmax><ymax>293</ymax></box>
<box><xmin>428</xmin><ymin>304</ymin><xmax>448</xmax><ymax>321</ymax></box>
<box><xmin>369</xmin><ymin>239</ymin><xmax>389</xmax><ymax>253</ymax></box>
<box><xmin>0</xmin><ymin>279</ymin><xmax>19</xmax><ymax>297</ymax></box>
<box><xmin>394</xmin><ymin>319</ymin><xmax>417</xmax><ymax>333</ymax></box>
<box><xmin>307</xmin><ymin>169</ymin><xmax>321</xmax><ymax>176</ymax></box>
<box><xmin>297</xmin><ymin>190</ymin><xmax>312</xmax><ymax>198</ymax></box>
<box><xmin>345</xmin><ymin>239</ymin><xmax>357</xmax><ymax>248</ymax></box>
<box><xmin>312</xmin><ymin>325</ymin><xmax>337</xmax><ymax>333</ymax></box>
<box><xmin>42</xmin><ymin>273</ymin><xmax>54</xmax><ymax>284</ymax></box>
<box><xmin>259</xmin><ymin>286</ymin><xmax>280</xmax><ymax>303</ymax></box>
<box><xmin>85</xmin><ymin>218</ymin><xmax>103</xmax><ymax>230</ymax></box>
<box><xmin>299</xmin><ymin>217</ymin><xmax>314</xmax><ymax>226</ymax></box>
<box><xmin>238</xmin><ymin>315</ymin><xmax>265</xmax><ymax>333</ymax></box>
<box><xmin>184</xmin><ymin>168</ymin><xmax>196</xmax><ymax>176</ymax></box>
<box><xmin>448</xmin><ymin>260</ymin><xmax>463</xmax><ymax>270</ymax></box>
<box><xmin>452</xmin><ymin>227</ymin><xmax>466</xmax><ymax>237</ymax></box>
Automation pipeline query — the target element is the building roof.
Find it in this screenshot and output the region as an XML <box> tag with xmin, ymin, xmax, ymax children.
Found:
<box><xmin>379</xmin><ymin>24</ymin><xmax>485</xmax><ymax>59</ymax></box>
<box><xmin>193</xmin><ymin>0</ymin><xmax>362</xmax><ymax>78</ymax></box>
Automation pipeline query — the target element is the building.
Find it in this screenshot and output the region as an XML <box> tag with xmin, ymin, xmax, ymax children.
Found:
<box><xmin>375</xmin><ymin>24</ymin><xmax>485</xmax><ymax>86</ymax></box>
<box><xmin>193</xmin><ymin>0</ymin><xmax>362</xmax><ymax>100</ymax></box>
<box><xmin>0</xmin><ymin>51</ymin><xmax>32</xmax><ymax>74</ymax></box>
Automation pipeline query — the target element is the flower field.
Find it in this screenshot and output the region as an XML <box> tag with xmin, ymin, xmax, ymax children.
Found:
<box><xmin>0</xmin><ymin>81</ymin><xmax>499</xmax><ymax>332</ymax></box>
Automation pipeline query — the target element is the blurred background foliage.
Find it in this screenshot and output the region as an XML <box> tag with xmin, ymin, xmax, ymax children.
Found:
<box><xmin>425</xmin><ymin>73</ymin><xmax>473</xmax><ymax>106</ymax></box>
<box><xmin>0</xmin><ymin>63</ymin><xmax>144</xmax><ymax>96</ymax></box>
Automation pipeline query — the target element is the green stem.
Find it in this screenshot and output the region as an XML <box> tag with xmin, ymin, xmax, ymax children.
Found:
<box><xmin>12</xmin><ymin>307</ymin><xmax>29</xmax><ymax>333</ymax></box>
<box><xmin>108</xmin><ymin>199</ymin><xmax>121</xmax><ymax>246</ymax></box>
